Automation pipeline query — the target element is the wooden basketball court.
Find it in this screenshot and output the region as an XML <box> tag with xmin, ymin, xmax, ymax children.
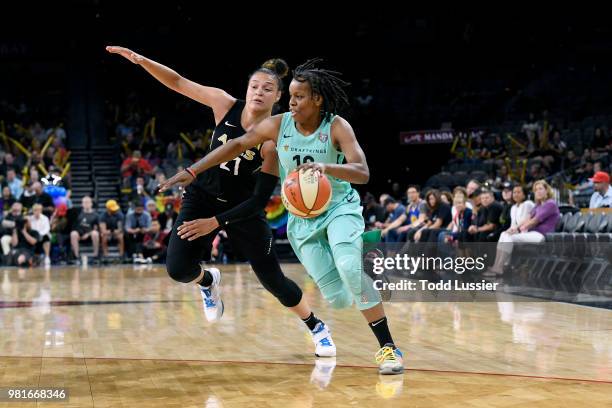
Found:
<box><xmin>0</xmin><ymin>264</ymin><xmax>610</xmax><ymax>407</ymax></box>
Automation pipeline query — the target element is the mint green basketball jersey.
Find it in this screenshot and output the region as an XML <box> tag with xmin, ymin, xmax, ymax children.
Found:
<box><xmin>277</xmin><ymin>113</ymin><xmax>354</xmax><ymax>211</ymax></box>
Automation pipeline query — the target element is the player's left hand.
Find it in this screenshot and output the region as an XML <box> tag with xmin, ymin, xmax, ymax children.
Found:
<box><xmin>296</xmin><ymin>162</ymin><xmax>327</xmax><ymax>175</ymax></box>
<box><xmin>177</xmin><ymin>217</ymin><xmax>220</xmax><ymax>241</ymax></box>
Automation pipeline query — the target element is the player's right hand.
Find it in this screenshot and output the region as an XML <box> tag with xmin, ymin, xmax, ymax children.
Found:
<box><xmin>158</xmin><ymin>170</ymin><xmax>194</xmax><ymax>193</ymax></box>
<box><xmin>105</xmin><ymin>46</ymin><xmax>144</xmax><ymax>64</ymax></box>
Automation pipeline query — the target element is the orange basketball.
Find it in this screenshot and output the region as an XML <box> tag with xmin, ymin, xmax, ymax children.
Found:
<box><xmin>281</xmin><ymin>168</ymin><xmax>332</xmax><ymax>218</ymax></box>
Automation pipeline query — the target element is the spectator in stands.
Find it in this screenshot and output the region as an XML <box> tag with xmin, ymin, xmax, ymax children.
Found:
<box><xmin>510</xmin><ymin>185</ymin><xmax>535</xmax><ymax>228</ymax></box>
<box><xmin>593</xmin><ymin>161</ymin><xmax>604</xmax><ymax>174</ymax></box>
<box><xmin>452</xmin><ymin>187</ymin><xmax>472</xmax><ymax>209</ymax></box>
<box><xmin>28</xmin><ymin>204</ymin><xmax>51</xmax><ymax>266</ymax></box>
<box><xmin>589</xmin><ymin>171</ymin><xmax>612</xmax><ymax>208</ymax></box>
<box><xmin>99</xmin><ymin>199</ymin><xmax>125</xmax><ymax>261</ymax></box>
<box><xmin>466</xmin><ymin>179</ymin><xmax>482</xmax><ymax>209</ymax></box>
<box><xmin>378</xmin><ymin>193</ymin><xmax>390</xmax><ymax>208</ymax></box>
<box><xmin>130</xmin><ymin>176</ymin><xmax>150</xmax><ymax>206</ymax></box>
<box><xmin>550</xmin><ymin>131</ymin><xmax>567</xmax><ymax>156</ymax></box>
<box><xmin>1</xmin><ymin>202</ymin><xmax>24</xmax><ymax>260</ymax></box>
<box><xmin>19</xmin><ymin>182</ymin><xmax>36</xmax><ymax>211</ymax></box>
<box><xmin>485</xmin><ymin>180</ymin><xmax>560</xmax><ymax>276</ymax></box>
<box><xmin>146</xmin><ymin>170</ymin><xmax>166</xmax><ymax>196</ymax></box>
<box><xmin>440</xmin><ymin>191</ymin><xmax>453</xmax><ymax>205</ymax></box>
<box><xmin>495</xmin><ymin>165</ymin><xmax>512</xmax><ymax>186</ymax></box>
<box><xmin>564</xmin><ymin>149</ymin><xmax>579</xmax><ymax>170</ymax></box>
<box><xmin>50</xmin><ymin>203</ymin><xmax>70</xmax><ymax>262</ymax></box>
<box><xmin>121</xmin><ymin>150</ymin><xmax>153</xmax><ymax>188</ymax></box>
<box><xmin>522</xmin><ymin>113</ymin><xmax>541</xmax><ymax>134</ymax></box>
<box><xmin>31</xmin><ymin>182</ymin><xmax>55</xmax><ymax>217</ymax></box>
<box><xmin>466</xmin><ymin>179</ymin><xmax>481</xmax><ymax>198</ymax></box>
<box><xmin>125</xmin><ymin>199</ymin><xmax>152</xmax><ymax>263</ymax></box>
<box><xmin>158</xmin><ymin>202</ymin><xmax>177</xmax><ymax>234</ymax></box>
<box><xmin>382</xmin><ymin>185</ymin><xmax>427</xmax><ymax>242</ymax></box>
<box><xmin>413</xmin><ymin>189</ymin><xmax>452</xmax><ymax>243</ymax></box>
<box><xmin>525</xmin><ymin>163</ymin><xmax>546</xmax><ymax>184</ymax></box>
<box><xmin>499</xmin><ymin>182</ymin><xmax>514</xmax><ymax>231</ymax></box>
<box><xmin>592</xmin><ymin>128</ymin><xmax>608</xmax><ymax>152</ymax></box>
<box><xmin>7</xmin><ymin>217</ymin><xmax>39</xmax><ymax>267</ymax></box>
<box><xmin>28</xmin><ymin>167</ymin><xmax>40</xmax><ymax>185</ymax></box>
<box><xmin>141</xmin><ymin>219</ymin><xmax>168</xmax><ymax>263</ymax></box>
<box><xmin>363</xmin><ymin>192</ymin><xmax>385</xmax><ymax>231</ymax></box>
<box><xmin>575</xmin><ymin>161</ymin><xmax>594</xmax><ymax>185</ymax></box>
<box><xmin>490</xmin><ymin>135</ymin><xmax>506</xmax><ymax>158</ymax></box>
<box><xmin>0</xmin><ymin>153</ymin><xmax>16</xmax><ymax>176</ymax></box>
<box><xmin>70</xmin><ymin>196</ymin><xmax>100</xmax><ymax>264</ymax></box>
<box><xmin>373</xmin><ymin>193</ymin><xmax>391</xmax><ymax>227</ymax></box>
<box><xmin>467</xmin><ymin>190</ymin><xmax>502</xmax><ymax>242</ymax></box>
<box><xmin>438</xmin><ymin>193</ymin><xmax>473</xmax><ymax>257</ymax></box>
<box><xmin>380</xmin><ymin>198</ymin><xmax>406</xmax><ymax>242</ymax></box>
<box><xmin>1</xmin><ymin>186</ymin><xmax>15</xmax><ymax>216</ymax></box>
<box><xmin>5</xmin><ymin>168</ymin><xmax>23</xmax><ymax>200</ymax></box>
<box><xmin>146</xmin><ymin>200</ymin><xmax>159</xmax><ymax>220</ymax></box>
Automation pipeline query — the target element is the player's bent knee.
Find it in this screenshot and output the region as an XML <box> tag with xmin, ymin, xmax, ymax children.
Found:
<box><xmin>327</xmin><ymin>289</ymin><xmax>353</xmax><ymax>309</ymax></box>
<box><xmin>336</xmin><ymin>253</ymin><xmax>359</xmax><ymax>275</ymax></box>
<box><xmin>165</xmin><ymin>255</ymin><xmax>200</xmax><ymax>284</ymax></box>
<box><xmin>249</xmin><ymin>255</ymin><xmax>302</xmax><ymax>307</ymax></box>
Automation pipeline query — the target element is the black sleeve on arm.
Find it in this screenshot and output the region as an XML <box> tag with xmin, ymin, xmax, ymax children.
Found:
<box><xmin>216</xmin><ymin>172</ymin><xmax>279</xmax><ymax>226</ymax></box>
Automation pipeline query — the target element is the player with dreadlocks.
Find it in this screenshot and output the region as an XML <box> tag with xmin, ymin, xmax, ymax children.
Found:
<box><xmin>161</xmin><ymin>59</ymin><xmax>404</xmax><ymax>374</ymax></box>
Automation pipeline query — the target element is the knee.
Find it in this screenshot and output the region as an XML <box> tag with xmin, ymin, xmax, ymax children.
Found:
<box><xmin>336</xmin><ymin>251</ymin><xmax>360</xmax><ymax>276</ymax></box>
<box><xmin>165</xmin><ymin>253</ymin><xmax>199</xmax><ymax>283</ymax></box>
<box><xmin>250</xmin><ymin>255</ymin><xmax>302</xmax><ymax>307</ymax></box>
<box><xmin>91</xmin><ymin>230</ymin><xmax>99</xmax><ymax>239</ymax></box>
<box><xmin>437</xmin><ymin>232</ymin><xmax>446</xmax><ymax>244</ymax></box>
<box><xmin>327</xmin><ymin>289</ymin><xmax>353</xmax><ymax>309</ymax></box>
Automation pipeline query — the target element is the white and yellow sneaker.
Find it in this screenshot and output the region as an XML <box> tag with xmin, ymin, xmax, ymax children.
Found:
<box><xmin>375</xmin><ymin>344</ymin><xmax>404</xmax><ymax>375</ymax></box>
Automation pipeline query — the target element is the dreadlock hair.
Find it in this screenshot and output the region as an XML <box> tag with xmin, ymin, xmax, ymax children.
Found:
<box><xmin>292</xmin><ymin>58</ymin><xmax>350</xmax><ymax>123</ymax></box>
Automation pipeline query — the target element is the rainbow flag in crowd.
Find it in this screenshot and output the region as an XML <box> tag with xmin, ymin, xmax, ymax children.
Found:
<box><xmin>265</xmin><ymin>195</ymin><xmax>288</xmax><ymax>237</ymax></box>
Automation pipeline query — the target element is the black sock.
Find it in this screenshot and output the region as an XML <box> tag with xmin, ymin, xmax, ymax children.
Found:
<box><xmin>198</xmin><ymin>270</ymin><xmax>213</xmax><ymax>287</ymax></box>
<box><xmin>301</xmin><ymin>312</ymin><xmax>321</xmax><ymax>331</ymax></box>
<box><xmin>368</xmin><ymin>317</ymin><xmax>395</xmax><ymax>348</ymax></box>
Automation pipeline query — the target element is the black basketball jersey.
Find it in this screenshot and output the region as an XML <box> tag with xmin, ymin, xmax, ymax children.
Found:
<box><xmin>194</xmin><ymin>100</ymin><xmax>263</xmax><ymax>204</ymax></box>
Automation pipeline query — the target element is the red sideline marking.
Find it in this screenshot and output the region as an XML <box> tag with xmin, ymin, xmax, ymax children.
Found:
<box><xmin>1</xmin><ymin>355</ymin><xmax>610</xmax><ymax>384</ymax></box>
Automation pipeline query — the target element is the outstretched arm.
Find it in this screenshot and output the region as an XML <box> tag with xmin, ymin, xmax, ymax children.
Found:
<box><xmin>297</xmin><ymin>116</ymin><xmax>370</xmax><ymax>184</ymax></box>
<box><xmin>105</xmin><ymin>46</ymin><xmax>235</xmax><ymax>123</ymax></box>
<box><xmin>158</xmin><ymin>115</ymin><xmax>282</xmax><ymax>192</ymax></box>
<box><xmin>176</xmin><ymin>142</ymin><xmax>280</xmax><ymax>241</ymax></box>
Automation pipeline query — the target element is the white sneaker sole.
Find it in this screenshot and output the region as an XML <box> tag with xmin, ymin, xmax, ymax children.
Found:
<box><xmin>379</xmin><ymin>364</ymin><xmax>404</xmax><ymax>375</ymax></box>
<box><xmin>315</xmin><ymin>348</ymin><xmax>337</xmax><ymax>358</ymax></box>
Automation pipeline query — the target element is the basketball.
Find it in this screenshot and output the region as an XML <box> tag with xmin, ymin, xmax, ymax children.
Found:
<box><xmin>281</xmin><ymin>168</ymin><xmax>332</xmax><ymax>218</ymax></box>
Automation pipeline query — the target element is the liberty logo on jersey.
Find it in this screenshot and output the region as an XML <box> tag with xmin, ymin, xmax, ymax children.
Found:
<box><xmin>319</xmin><ymin>132</ymin><xmax>329</xmax><ymax>143</ymax></box>
<box><xmin>283</xmin><ymin>145</ymin><xmax>289</xmax><ymax>152</ymax></box>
